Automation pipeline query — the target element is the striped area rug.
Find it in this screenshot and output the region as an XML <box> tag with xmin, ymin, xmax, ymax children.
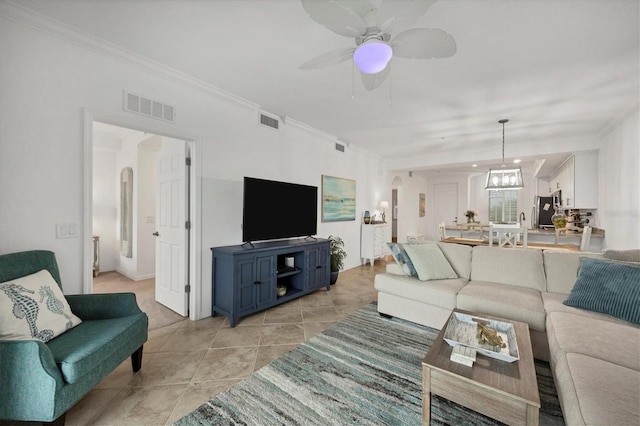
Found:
<box><xmin>176</xmin><ymin>303</ymin><xmax>564</xmax><ymax>425</ymax></box>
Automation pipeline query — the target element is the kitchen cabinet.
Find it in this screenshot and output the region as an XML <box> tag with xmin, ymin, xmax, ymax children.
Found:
<box><xmin>550</xmin><ymin>151</ymin><xmax>598</xmax><ymax>209</ymax></box>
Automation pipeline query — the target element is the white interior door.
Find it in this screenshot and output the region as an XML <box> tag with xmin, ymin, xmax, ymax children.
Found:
<box><xmin>155</xmin><ymin>140</ymin><xmax>188</xmax><ymax>316</ymax></box>
<box><xmin>433</xmin><ymin>183</ymin><xmax>458</xmax><ymax>234</ymax></box>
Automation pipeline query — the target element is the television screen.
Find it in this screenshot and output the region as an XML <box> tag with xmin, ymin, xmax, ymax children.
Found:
<box><xmin>242</xmin><ymin>177</ymin><xmax>318</xmax><ymax>243</ymax></box>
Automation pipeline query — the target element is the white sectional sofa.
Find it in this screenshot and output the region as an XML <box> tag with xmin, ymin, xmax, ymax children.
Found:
<box><xmin>375</xmin><ymin>242</ymin><xmax>640</xmax><ymax>426</ymax></box>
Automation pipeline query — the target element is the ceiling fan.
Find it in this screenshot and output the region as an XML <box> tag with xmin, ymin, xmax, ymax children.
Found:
<box><xmin>299</xmin><ymin>0</ymin><xmax>457</xmax><ymax>91</ymax></box>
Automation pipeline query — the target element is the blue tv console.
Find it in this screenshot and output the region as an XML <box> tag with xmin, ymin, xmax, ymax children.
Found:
<box><xmin>211</xmin><ymin>238</ymin><xmax>330</xmax><ymax>327</ymax></box>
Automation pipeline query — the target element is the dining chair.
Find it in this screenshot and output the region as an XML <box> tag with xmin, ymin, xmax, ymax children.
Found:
<box><xmin>580</xmin><ymin>226</ymin><xmax>592</xmax><ymax>251</ymax></box>
<box><xmin>489</xmin><ymin>223</ymin><xmax>528</xmax><ymax>248</ymax></box>
<box><xmin>438</xmin><ymin>222</ymin><xmax>446</xmax><ymax>241</ymax></box>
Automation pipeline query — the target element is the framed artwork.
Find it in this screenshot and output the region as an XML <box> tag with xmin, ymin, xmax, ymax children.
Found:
<box><xmin>419</xmin><ymin>193</ymin><xmax>426</xmax><ymax>217</ymax></box>
<box><xmin>322</xmin><ymin>175</ymin><xmax>356</xmax><ymax>222</ymax></box>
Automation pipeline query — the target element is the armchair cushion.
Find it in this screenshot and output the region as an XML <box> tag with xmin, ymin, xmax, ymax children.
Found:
<box><xmin>47</xmin><ymin>314</ymin><xmax>147</xmax><ymax>384</ymax></box>
<box><xmin>0</xmin><ymin>270</ymin><xmax>82</xmax><ymax>342</ymax></box>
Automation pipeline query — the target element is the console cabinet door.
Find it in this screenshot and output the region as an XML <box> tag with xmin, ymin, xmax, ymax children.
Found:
<box><xmin>306</xmin><ymin>243</ymin><xmax>330</xmax><ymax>289</ymax></box>
<box><xmin>237</xmin><ymin>257</ymin><xmax>258</xmax><ymax>315</ymax></box>
<box><xmin>237</xmin><ymin>255</ymin><xmax>275</xmax><ymax>315</ymax></box>
<box><xmin>255</xmin><ymin>255</ymin><xmax>276</xmax><ymax>308</ymax></box>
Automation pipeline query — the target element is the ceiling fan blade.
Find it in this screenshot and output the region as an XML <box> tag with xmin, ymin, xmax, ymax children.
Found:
<box><xmin>376</xmin><ymin>0</ymin><xmax>438</xmax><ymax>34</ymax></box>
<box><xmin>299</xmin><ymin>47</ymin><xmax>355</xmax><ymax>70</ymax></box>
<box><xmin>391</xmin><ymin>28</ymin><xmax>456</xmax><ymax>59</ymax></box>
<box><xmin>361</xmin><ymin>65</ymin><xmax>390</xmax><ymax>91</ymax></box>
<box><xmin>301</xmin><ymin>0</ymin><xmax>367</xmax><ymax>37</ymax></box>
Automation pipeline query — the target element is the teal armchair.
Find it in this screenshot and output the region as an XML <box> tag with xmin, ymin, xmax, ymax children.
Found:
<box><xmin>0</xmin><ymin>250</ymin><xmax>148</xmax><ymax>425</ymax></box>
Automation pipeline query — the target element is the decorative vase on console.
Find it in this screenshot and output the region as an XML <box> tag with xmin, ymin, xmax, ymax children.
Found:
<box><xmin>465</xmin><ymin>210</ymin><xmax>478</xmax><ymax>223</ymax></box>
<box><xmin>363</xmin><ymin>210</ymin><xmax>371</xmax><ymax>224</ymax></box>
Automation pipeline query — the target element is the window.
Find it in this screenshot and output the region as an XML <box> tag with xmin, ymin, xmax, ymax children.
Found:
<box><xmin>489</xmin><ymin>190</ymin><xmax>518</xmax><ymax>222</ymax></box>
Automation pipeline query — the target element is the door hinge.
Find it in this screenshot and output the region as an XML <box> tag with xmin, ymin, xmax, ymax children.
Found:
<box><xmin>185</xmin><ymin>157</ymin><xmax>191</xmax><ymax>166</ymax></box>
<box><xmin>185</xmin><ymin>221</ymin><xmax>191</xmax><ymax>230</ymax></box>
<box><xmin>185</xmin><ymin>284</ymin><xmax>191</xmax><ymax>293</ymax></box>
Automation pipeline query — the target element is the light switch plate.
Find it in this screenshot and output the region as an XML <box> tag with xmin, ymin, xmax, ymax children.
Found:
<box><xmin>56</xmin><ymin>223</ymin><xmax>78</xmax><ymax>239</ymax></box>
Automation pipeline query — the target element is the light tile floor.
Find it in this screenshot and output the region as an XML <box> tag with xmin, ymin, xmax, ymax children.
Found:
<box><xmin>61</xmin><ymin>259</ymin><xmax>387</xmax><ymax>425</ymax></box>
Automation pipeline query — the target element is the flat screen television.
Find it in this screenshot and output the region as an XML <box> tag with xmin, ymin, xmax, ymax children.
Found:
<box><xmin>242</xmin><ymin>177</ymin><xmax>318</xmax><ymax>243</ymax></box>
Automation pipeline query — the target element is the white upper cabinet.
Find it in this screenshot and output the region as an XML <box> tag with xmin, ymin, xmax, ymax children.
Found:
<box><xmin>551</xmin><ymin>151</ymin><xmax>598</xmax><ymax>209</ymax></box>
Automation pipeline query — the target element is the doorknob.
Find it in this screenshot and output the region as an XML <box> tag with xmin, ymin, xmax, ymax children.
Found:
<box><xmin>153</xmin><ymin>231</ymin><xmax>159</xmax><ymax>236</ymax></box>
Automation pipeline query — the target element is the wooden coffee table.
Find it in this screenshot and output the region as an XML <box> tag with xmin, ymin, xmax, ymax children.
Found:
<box><xmin>422</xmin><ymin>309</ymin><xmax>540</xmax><ymax>425</ymax></box>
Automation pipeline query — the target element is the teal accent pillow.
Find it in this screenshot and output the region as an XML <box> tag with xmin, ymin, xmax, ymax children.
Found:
<box><xmin>564</xmin><ymin>257</ymin><xmax>640</xmax><ymax>324</ymax></box>
<box><xmin>387</xmin><ymin>243</ymin><xmax>417</xmax><ymax>276</ymax></box>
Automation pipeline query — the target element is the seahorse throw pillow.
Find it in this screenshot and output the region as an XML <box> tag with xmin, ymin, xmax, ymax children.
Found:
<box><xmin>0</xmin><ymin>269</ymin><xmax>82</xmax><ymax>342</ymax></box>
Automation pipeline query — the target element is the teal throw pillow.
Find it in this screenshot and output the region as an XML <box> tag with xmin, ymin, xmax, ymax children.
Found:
<box><xmin>387</xmin><ymin>243</ymin><xmax>417</xmax><ymax>276</ymax></box>
<box><xmin>564</xmin><ymin>257</ymin><xmax>640</xmax><ymax>324</ymax></box>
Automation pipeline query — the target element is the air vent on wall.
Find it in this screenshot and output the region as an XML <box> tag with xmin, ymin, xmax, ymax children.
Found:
<box><xmin>259</xmin><ymin>113</ymin><xmax>279</xmax><ymax>130</ymax></box>
<box><xmin>124</xmin><ymin>91</ymin><xmax>175</xmax><ymax>123</ymax></box>
<box><xmin>335</xmin><ymin>142</ymin><xmax>345</xmax><ymax>152</ymax></box>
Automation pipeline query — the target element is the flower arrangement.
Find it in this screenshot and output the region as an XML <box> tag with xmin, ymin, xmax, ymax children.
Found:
<box><xmin>465</xmin><ymin>210</ymin><xmax>479</xmax><ymax>223</ymax></box>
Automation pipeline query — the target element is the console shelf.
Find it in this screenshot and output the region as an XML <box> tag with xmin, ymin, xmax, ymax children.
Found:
<box><xmin>211</xmin><ymin>238</ymin><xmax>330</xmax><ymax>327</ymax></box>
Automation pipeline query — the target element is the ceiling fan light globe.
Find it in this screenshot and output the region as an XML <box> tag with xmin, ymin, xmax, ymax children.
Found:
<box><xmin>353</xmin><ymin>40</ymin><xmax>393</xmax><ymax>74</ymax></box>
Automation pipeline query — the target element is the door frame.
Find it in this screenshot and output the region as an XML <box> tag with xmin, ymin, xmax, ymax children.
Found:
<box><xmin>82</xmin><ymin>108</ymin><xmax>202</xmax><ymax>320</ymax></box>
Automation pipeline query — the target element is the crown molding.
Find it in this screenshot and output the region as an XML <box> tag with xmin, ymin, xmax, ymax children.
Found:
<box><xmin>0</xmin><ymin>1</ymin><xmax>386</xmax><ymax>162</ymax></box>
<box><xmin>0</xmin><ymin>0</ymin><xmax>260</xmax><ymax>111</ymax></box>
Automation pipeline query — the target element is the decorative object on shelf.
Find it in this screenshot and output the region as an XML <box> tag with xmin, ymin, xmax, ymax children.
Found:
<box><xmin>363</xmin><ymin>210</ymin><xmax>371</xmax><ymax>224</ymax></box>
<box><xmin>328</xmin><ymin>235</ymin><xmax>347</xmax><ymax>285</ymax></box>
<box><xmin>379</xmin><ymin>201</ymin><xmax>389</xmax><ymax>223</ymax></box>
<box><xmin>465</xmin><ymin>210</ymin><xmax>479</xmax><ymax>223</ymax></box>
<box><xmin>322</xmin><ymin>175</ymin><xmax>356</xmax><ymax>222</ymax></box>
<box><xmin>552</xmin><ymin>208</ymin><xmax>568</xmax><ymax>229</ymax></box>
<box><xmin>419</xmin><ymin>193</ymin><xmax>425</xmax><ymax>217</ymax></box>
<box><xmin>277</xmin><ymin>285</ymin><xmax>287</xmax><ymax>297</ymax></box>
<box><xmin>485</xmin><ymin>119</ymin><xmax>524</xmax><ymax>191</ymax></box>
<box><xmin>474</xmin><ymin>319</ymin><xmax>507</xmax><ymax>348</ymax></box>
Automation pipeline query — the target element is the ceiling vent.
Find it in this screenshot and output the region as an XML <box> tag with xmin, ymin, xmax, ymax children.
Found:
<box><xmin>335</xmin><ymin>142</ymin><xmax>345</xmax><ymax>153</ymax></box>
<box><xmin>124</xmin><ymin>91</ymin><xmax>175</xmax><ymax>123</ymax></box>
<box><xmin>259</xmin><ymin>113</ymin><xmax>279</xmax><ymax>130</ymax></box>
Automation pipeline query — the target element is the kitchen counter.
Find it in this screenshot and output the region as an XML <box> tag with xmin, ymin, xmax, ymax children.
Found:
<box><xmin>445</xmin><ymin>225</ymin><xmax>604</xmax><ymax>238</ymax></box>
<box><xmin>443</xmin><ymin>225</ymin><xmax>604</xmax><ymax>252</ymax></box>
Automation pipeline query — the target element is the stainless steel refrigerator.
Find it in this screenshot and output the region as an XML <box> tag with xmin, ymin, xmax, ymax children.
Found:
<box><xmin>532</xmin><ymin>196</ymin><xmax>554</xmax><ymax>228</ymax></box>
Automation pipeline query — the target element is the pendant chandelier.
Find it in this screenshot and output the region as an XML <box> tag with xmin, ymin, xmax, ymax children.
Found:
<box><xmin>485</xmin><ymin>119</ymin><xmax>524</xmax><ymax>191</ymax></box>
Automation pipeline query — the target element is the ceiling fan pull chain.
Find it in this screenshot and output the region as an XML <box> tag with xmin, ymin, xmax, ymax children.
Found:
<box><xmin>351</xmin><ymin>60</ymin><xmax>356</xmax><ymax>101</ymax></box>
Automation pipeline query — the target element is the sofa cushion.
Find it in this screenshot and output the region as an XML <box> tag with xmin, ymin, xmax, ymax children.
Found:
<box><xmin>374</xmin><ymin>273</ymin><xmax>466</xmax><ymax>309</ymax></box>
<box><xmin>386</xmin><ymin>243</ymin><xmax>417</xmax><ymax>276</ymax></box>
<box><xmin>0</xmin><ymin>270</ymin><xmax>82</xmax><ymax>342</ymax></box>
<box><xmin>470</xmin><ymin>246</ymin><xmax>546</xmax><ymax>292</ymax></box>
<box><xmin>546</xmin><ymin>311</ymin><xmax>640</xmax><ymax>371</ymax></box>
<box><xmin>457</xmin><ymin>281</ymin><xmax>546</xmax><ymax>331</ymax></box>
<box><xmin>437</xmin><ymin>242</ymin><xmax>473</xmax><ymax>279</ymax></box>
<box><xmin>403</xmin><ymin>244</ymin><xmax>457</xmax><ymax>281</ymax></box>
<box><xmin>563</xmin><ymin>257</ymin><xmax>640</xmax><ymax>324</ymax></box>
<box><xmin>602</xmin><ymin>248</ymin><xmax>640</xmax><ymax>263</ymax></box>
<box><xmin>543</xmin><ymin>251</ymin><xmax>603</xmax><ymax>294</ymax></box>
<box><xmin>553</xmin><ymin>353</ymin><xmax>639</xmax><ymax>426</ymax></box>
<box><xmin>46</xmin><ymin>314</ymin><xmax>147</xmax><ymax>384</ymax></box>
<box><xmin>542</xmin><ymin>292</ymin><xmax>638</xmax><ymax>326</ymax></box>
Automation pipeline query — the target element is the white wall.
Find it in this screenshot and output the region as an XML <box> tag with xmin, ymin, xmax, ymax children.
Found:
<box><xmin>0</xmin><ymin>15</ymin><xmax>386</xmax><ymax>320</ymax></box>
<box><xmin>92</xmin><ymin>147</ymin><xmax>118</xmax><ymax>272</ymax></box>
<box><xmin>388</xmin><ymin>172</ymin><xmax>429</xmax><ymax>243</ymax></box>
<box><xmin>598</xmin><ymin>106</ymin><xmax>640</xmax><ymax>249</ymax></box>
